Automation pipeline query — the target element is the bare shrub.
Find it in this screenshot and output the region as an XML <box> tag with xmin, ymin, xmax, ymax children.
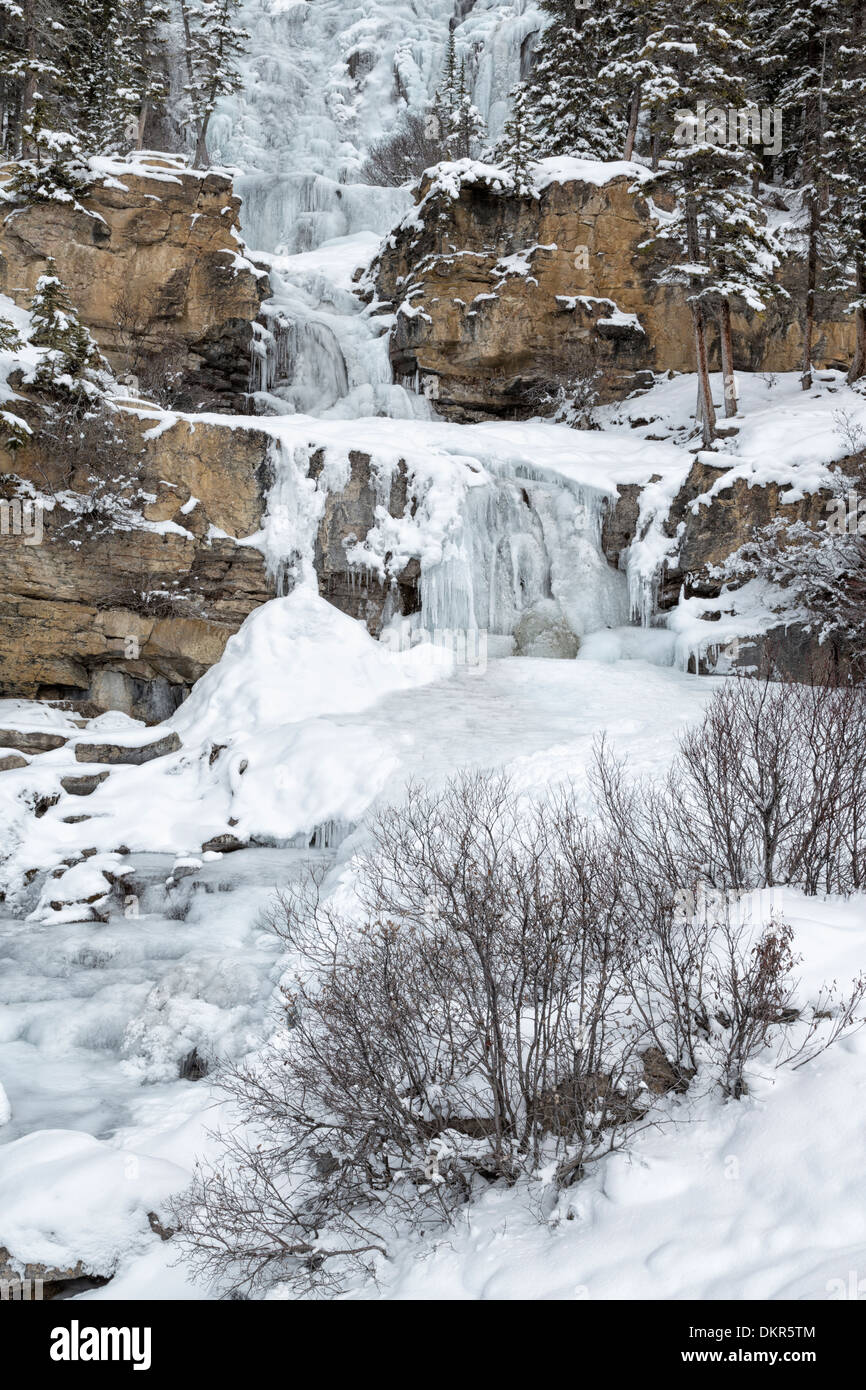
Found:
<box><xmin>170</xmin><ymin>721</ymin><xmax>866</xmax><ymax>1296</ymax></box>
<box><xmin>669</xmin><ymin>676</ymin><xmax>866</xmax><ymax>894</ymax></box>
<box><xmin>833</xmin><ymin>407</ymin><xmax>866</xmax><ymax>455</ymax></box>
<box><xmin>705</xmin><ymin>915</ymin><xmax>798</xmax><ymax>1098</ymax></box>
<box><xmin>170</xmin><ymin>773</ymin><xmax>646</xmax><ymax>1295</ymax></box>
<box><xmin>524</xmin><ymin>342</ymin><xmax>603</xmax><ymax>428</ymax></box>
<box><xmin>361</xmin><ymin>111</ymin><xmax>450</xmax><ymax>187</ymax></box>
<box><xmin>111</xmin><ymin>289</ymin><xmax>188</xmax><ymax>406</ymax></box>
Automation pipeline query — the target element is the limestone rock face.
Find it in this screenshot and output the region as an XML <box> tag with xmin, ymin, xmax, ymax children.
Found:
<box><xmin>0</xmin><ymin>159</ymin><xmax>266</xmax><ymax>410</ymax></box>
<box><xmin>602</xmin><ymin>447</ymin><xmax>866</xmax><ymax>679</ymax></box>
<box><xmin>313</xmin><ymin>449</ymin><xmax>421</xmax><ymax>634</ymax></box>
<box><xmin>376</xmin><ymin>168</ymin><xmax>854</xmax><ymax>421</ymax></box>
<box><xmin>0</xmin><ymin>415</ymin><xmax>427</xmax><ymax>716</ymax></box>
<box><xmin>0</xmin><ymin>413</ymin><xmax>274</xmax><ymax>720</ymax></box>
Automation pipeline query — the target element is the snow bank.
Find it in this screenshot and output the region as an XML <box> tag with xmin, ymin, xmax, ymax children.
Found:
<box><xmin>0</xmin><ymin>1130</ymin><xmax>185</xmax><ymax>1278</ymax></box>
<box><xmin>170</xmin><ymin>587</ymin><xmax>448</xmax><ymax>741</ymax></box>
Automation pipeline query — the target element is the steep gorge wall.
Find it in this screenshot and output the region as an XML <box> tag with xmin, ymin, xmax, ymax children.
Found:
<box><xmin>0</xmin><ymin>157</ymin><xmax>267</xmax><ymax>410</ymax></box>
<box><xmin>0</xmin><ymin>415</ymin><xmax>418</xmax><ymax>720</ymax></box>
<box><xmin>375</xmin><ymin>164</ymin><xmax>855</xmax><ymax>421</ymax></box>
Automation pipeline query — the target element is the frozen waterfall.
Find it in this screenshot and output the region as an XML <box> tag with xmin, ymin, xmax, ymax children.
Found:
<box><xmin>420</xmin><ymin>470</ymin><xmax>628</xmax><ymax>643</ymax></box>
<box><xmin>210</xmin><ymin>0</ymin><xmax>630</xmax><ymax>652</ymax></box>
<box><xmin>210</xmin><ymin>0</ymin><xmax>546</xmax><ymax>255</ymax></box>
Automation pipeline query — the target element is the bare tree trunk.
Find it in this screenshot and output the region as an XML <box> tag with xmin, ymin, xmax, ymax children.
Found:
<box><xmin>136</xmin><ymin>101</ymin><xmax>149</xmax><ymax>151</ymax></box>
<box><xmin>848</xmin><ymin>257</ymin><xmax>866</xmax><ymax>385</ymax></box>
<box><xmin>194</xmin><ymin>110</ymin><xmax>212</xmax><ymax>169</ymax></box>
<box><xmin>692</xmin><ymin>303</ymin><xmax>717</xmax><ymax>446</ymax></box>
<box><xmin>685</xmin><ymin>196</ymin><xmax>716</xmax><ymax>445</ymax></box>
<box><xmin>20</xmin><ymin>0</ymin><xmax>37</xmax><ymax>158</ymax></box>
<box><xmin>718</xmin><ymin>298</ymin><xmax>739</xmax><ymax>417</ymax></box>
<box><xmin>178</xmin><ymin>0</ymin><xmax>206</xmax><ymax>165</ymax></box>
<box><xmin>801</xmin><ymin>193</ymin><xmax>818</xmax><ymax>391</ymax></box>
<box><xmin>624</xmin><ymin>85</ymin><xmax>641</xmax><ymax>162</ymax></box>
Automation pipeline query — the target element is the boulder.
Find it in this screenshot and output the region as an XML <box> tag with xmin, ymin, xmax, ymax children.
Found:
<box><xmin>74</xmin><ymin>731</ymin><xmax>181</xmax><ymax>764</ymax></box>
<box><xmin>513</xmin><ymin>601</ymin><xmax>580</xmax><ymax>659</ymax></box>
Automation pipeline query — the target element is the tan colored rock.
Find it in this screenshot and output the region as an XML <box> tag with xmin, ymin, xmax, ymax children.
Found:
<box><xmin>0</xmin><ymin>414</ymin><xmax>273</xmax><ymax>719</ymax></box>
<box><xmin>0</xmin><ymin>752</ymin><xmax>28</xmax><ymax>770</ymax></box>
<box><xmin>0</xmin><ymin>162</ymin><xmax>266</xmax><ymax>409</ymax></box>
<box><xmin>376</xmin><ymin>169</ymin><xmax>855</xmax><ymax>420</ymax></box>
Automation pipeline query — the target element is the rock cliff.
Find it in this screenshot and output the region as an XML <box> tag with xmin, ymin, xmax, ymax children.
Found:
<box><xmin>375</xmin><ymin>162</ymin><xmax>855</xmax><ymax>422</ymax></box>
<box><xmin>0</xmin><ymin>154</ymin><xmax>267</xmax><ymax>410</ymax></box>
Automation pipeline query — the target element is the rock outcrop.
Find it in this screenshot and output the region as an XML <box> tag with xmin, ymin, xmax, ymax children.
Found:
<box><xmin>0</xmin><ymin>413</ymin><xmax>422</xmax><ymax>716</ymax></box>
<box><xmin>0</xmin><ymin>411</ymin><xmax>274</xmax><ymax>720</ymax></box>
<box><xmin>375</xmin><ymin>162</ymin><xmax>855</xmax><ymax>422</ymax></box>
<box><xmin>602</xmin><ymin>446</ymin><xmax>866</xmax><ymax>679</ymax></box>
<box><xmin>0</xmin><ymin>154</ymin><xmax>267</xmax><ymax>410</ymax></box>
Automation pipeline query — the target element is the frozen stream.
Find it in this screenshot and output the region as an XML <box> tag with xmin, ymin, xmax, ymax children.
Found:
<box><xmin>0</xmin><ymin>656</ymin><xmax>715</xmax><ymax>1175</ymax></box>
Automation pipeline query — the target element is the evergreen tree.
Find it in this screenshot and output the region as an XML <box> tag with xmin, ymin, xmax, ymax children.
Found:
<box><xmin>30</xmin><ymin>259</ymin><xmax>104</xmax><ymax>384</ymax></box>
<box><xmin>432</xmin><ymin>27</ymin><xmax>458</xmax><ymax>144</ymax></box>
<box><xmin>448</xmin><ymin>61</ymin><xmax>486</xmax><ymax>160</ymax></box>
<box><xmin>124</xmin><ymin>0</ymin><xmax>170</xmax><ymax>149</ymax></box>
<box><xmin>644</xmin><ymin>0</ymin><xmax>778</xmax><ymax>441</ymax></box>
<box><xmin>823</xmin><ymin>0</ymin><xmax>866</xmax><ymax>384</ymax></box>
<box><xmin>497</xmin><ymin>85</ymin><xmax>535</xmax><ymax>195</ymax></box>
<box><xmin>1</xmin><ymin>0</ymin><xmax>170</xmax><ymax>188</ymax></box>
<box><xmin>0</xmin><ymin>315</ymin><xmax>21</xmax><ymax>351</ymax></box>
<box><xmin>522</xmin><ymin>4</ymin><xmax>627</xmax><ymax>161</ymax></box>
<box><xmin>596</xmin><ymin>0</ymin><xmax>673</xmax><ymax>162</ymax></box>
<box><xmin>762</xmin><ymin>0</ymin><xmax>847</xmax><ymax>387</ymax></box>
<box><xmin>179</xmin><ymin>0</ymin><xmax>248</xmax><ymax>168</ymax></box>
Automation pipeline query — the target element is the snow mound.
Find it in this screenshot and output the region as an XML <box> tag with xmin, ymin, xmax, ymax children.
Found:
<box><xmin>0</xmin><ymin>1129</ymin><xmax>185</xmax><ymax>1278</ymax></box>
<box><xmin>169</xmin><ymin>587</ymin><xmax>451</xmax><ymax>742</ymax></box>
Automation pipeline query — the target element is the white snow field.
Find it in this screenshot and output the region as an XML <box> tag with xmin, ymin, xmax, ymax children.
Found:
<box><xmin>3</xmin><ymin>0</ymin><xmax>866</xmax><ymax>1299</ymax></box>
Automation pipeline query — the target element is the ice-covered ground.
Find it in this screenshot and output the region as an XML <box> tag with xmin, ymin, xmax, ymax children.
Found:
<box><xmin>0</xmin><ymin>622</ymin><xmax>717</xmax><ymax>1293</ymax></box>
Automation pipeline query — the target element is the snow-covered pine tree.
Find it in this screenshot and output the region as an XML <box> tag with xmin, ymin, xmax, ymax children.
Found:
<box><xmin>179</xmin><ymin>0</ymin><xmax>249</xmax><ymax>168</ymax></box>
<box><xmin>0</xmin><ymin>0</ymin><xmax>60</xmax><ymax>158</ymax></box>
<box><xmin>595</xmin><ymin>0</ymin><xmax>674</xmax><ymax>162</ymax></box>
<box><xmin>643</xmin><ymin>0</ymin><xmax>770</xmax><ymax>441</ymax></box>
<box><xmin>2</xmin><ymin>0</ymin><xmax>170</xmax><ymax>190</ymax></box>
<box><xmin>123</xmin><ymin>0</ymin><xmax>170</xmax><ymax>149</ymax></box>
<box><xmin>0</xmin><ymin>315</ymin><xmax>22</xmax><ymax>351</ymax></box>
<box><xmin>29</xmin><ymin>259</ymin><xmax>104</xmax><ymax>384</ymax></box>
<box><xmin>449</xmin><ymin>61</ymin><xmax>485</xmax><ymax>161</ymax></box>
<box><xmin>71</xmin><ymin>0</ymin><xmax>169</xmax><ymax>152</ymax></box>
<box><xmin>522</xmin><ymin>1</ymin><xmax>627</xmax><ymax>160</ymax></box>
<box><xmin>431</xmin><ymin>27</ymin><xmax>459</xmax><ymax>150</ymax></box>
<box><xmin>824</xmin><ymin>0</ymin><xmax>866</xmax><ymax>384</ymax></box>
<box><xmin>497</xmin><ymin>85</ymin><xmax>536</xmax><ymax>195</ymax></box>
<box><xmin>762</xmin><ymin>0</ymin><xmax>847</xmax><ymax>389</ymax></box>
<box><xmin>706</xmin><ymin>174</ymin><xmax>786</xmax><ymax>416</ymax></box>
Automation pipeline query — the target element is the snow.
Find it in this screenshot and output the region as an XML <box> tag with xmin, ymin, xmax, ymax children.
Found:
<box><xmin>3</xmin><ymin>362</ymin><xmax>866</xmax><ymax>1294</ymax></box>
<box><xmin>333</xmin><ymin>893</ymin><xmax>866</xmax><ymax>1302</ymax></box>
<box><xmin>169</xmin><ymin>586</ymin><xmax>450</xmax><ymax>741</ymax></box>
<box><xmin>0</xmin><ymin>1129</ymin><xmax>185</xmax><ymax>1278</ymax></box>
